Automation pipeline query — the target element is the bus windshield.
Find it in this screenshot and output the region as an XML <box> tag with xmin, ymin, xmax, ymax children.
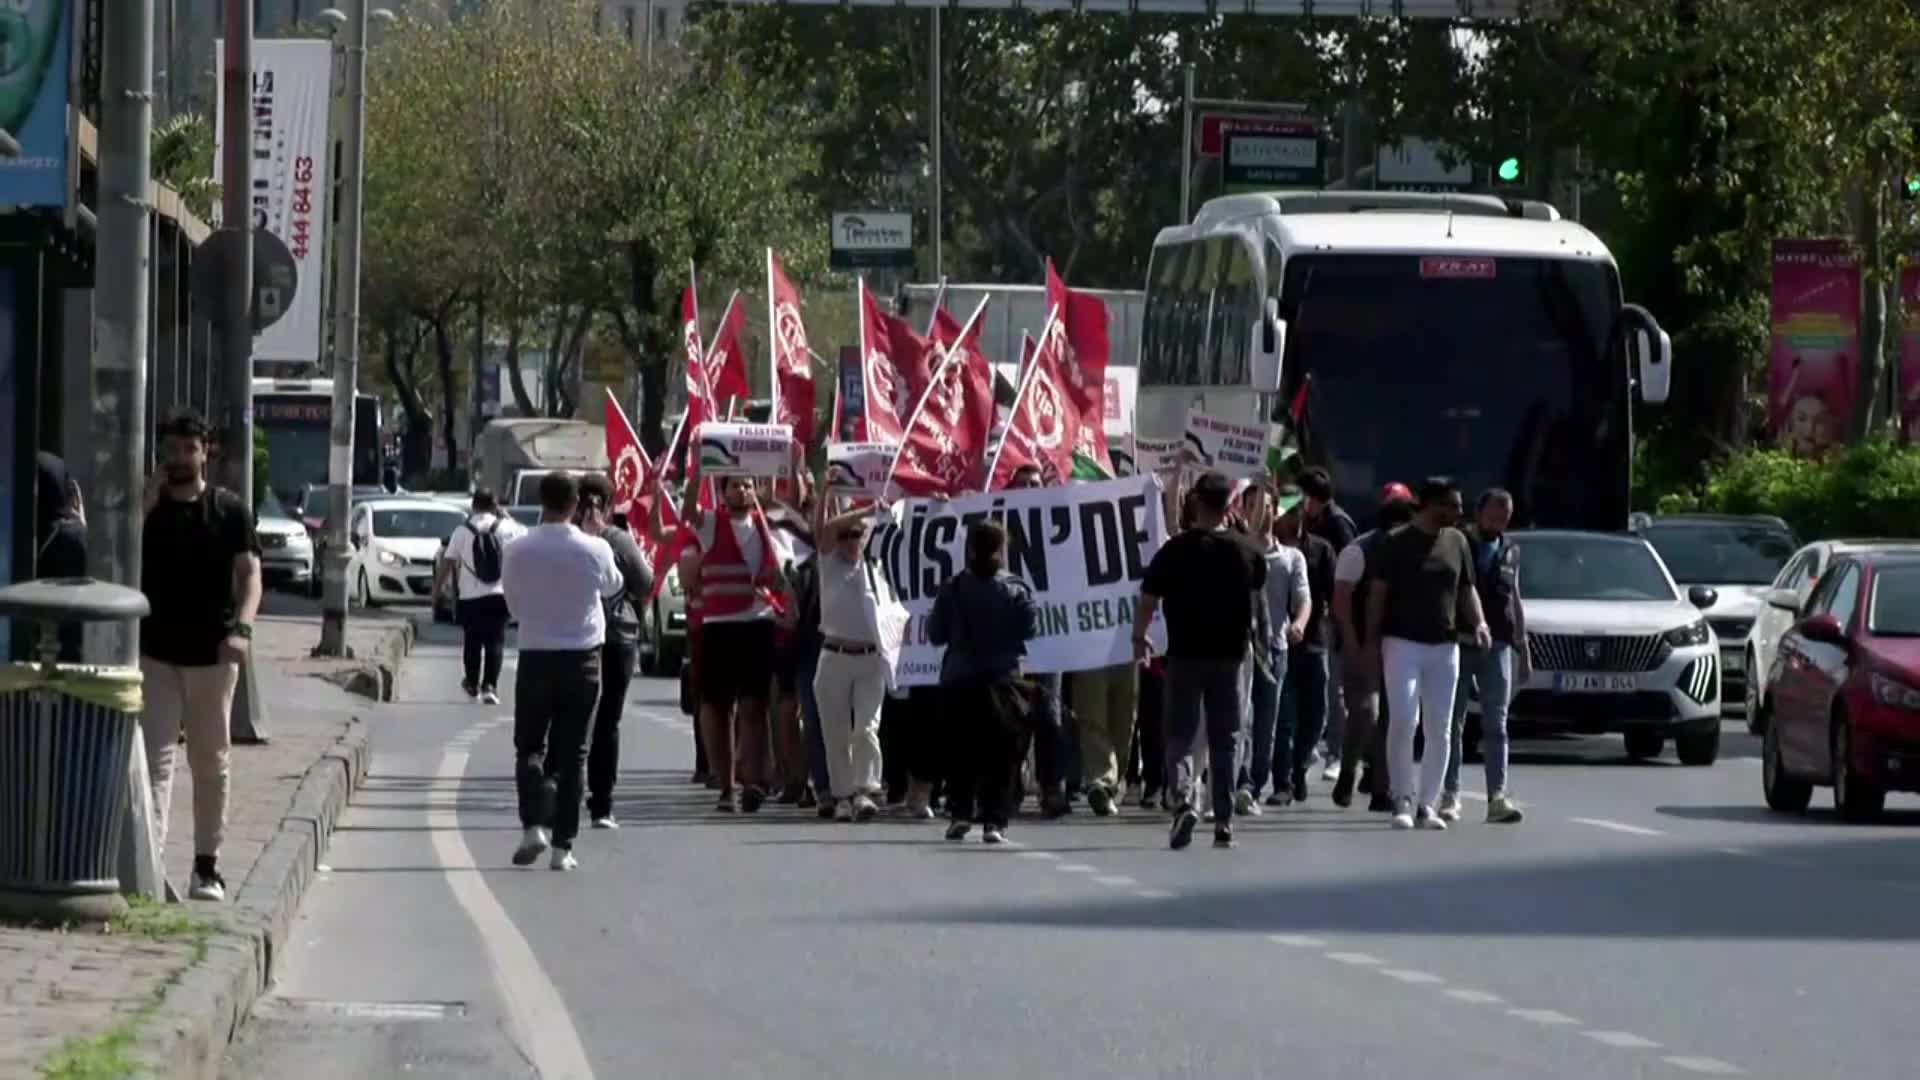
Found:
<box><xmin>1277</xmin><ymin>253</ymin><xmax>1621</xmax><ymax>528</ymax></box>
<box><xmin>255</xmin><ymin>392</ymin><xmax>383</xmax><ymax>505</ymax></box>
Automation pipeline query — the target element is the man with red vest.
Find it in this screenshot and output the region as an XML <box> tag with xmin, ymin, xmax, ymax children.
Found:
<box><xmin>688</xmin><ymin>474</ymin><xmax>793</xmax><ymax>813</ymax></box>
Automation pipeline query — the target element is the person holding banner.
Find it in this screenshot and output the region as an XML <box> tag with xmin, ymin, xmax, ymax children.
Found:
<box><xmin>687</xmin><ymin>474</ymin><xmax>793</xmax><ymax>814</ymax></box>
<box><xmin>1134</xmin><ymin>472</ymin><xmax>1267</xmax><ymax>851</ymax></box>
<box><xmin>1008</xmin><ymin>463</ymin><xmax>1073</xmax><ymax>819</ymax></box>
<box><xmin>810</xmin><ymin>503</ymin><xmax>889</xmax><ymax>822</ymax></box>
<box><xmin>930</xmin><ymin>520</ymin><xmax>1039</xmax><ymax>845</ymax></box>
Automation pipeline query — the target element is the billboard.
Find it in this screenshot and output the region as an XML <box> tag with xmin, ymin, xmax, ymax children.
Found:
<box><xmin>1768</xmin><ymin>239</ymin><xmax>1859</xmax><ymax>457</ymax></box>
<box><xmin>0</xmin><ymin>0</ymin><xmax>72</xmax><ymax>208</ymax></box>
<box><xmin>214</xmin><ymin>38</ymin><xmax>333</xmax><ymax>365</ymax></box>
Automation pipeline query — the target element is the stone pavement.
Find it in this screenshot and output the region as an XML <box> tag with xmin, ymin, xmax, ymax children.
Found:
<box><xmin>0</xmin><ymin>609</ymin><xmax>413</xmax><ymax>1079</ymax></box>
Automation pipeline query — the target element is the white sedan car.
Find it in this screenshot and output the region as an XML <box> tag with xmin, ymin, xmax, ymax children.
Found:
<box><xmin>1468</xmin><ymin>529</ymin><xmax>1725</xmax><ymax>766</ymax></box>
<box><xmin>346</xmin><ymin>498</ymin><xmax>470</xmax><ymax>607</ymax></box>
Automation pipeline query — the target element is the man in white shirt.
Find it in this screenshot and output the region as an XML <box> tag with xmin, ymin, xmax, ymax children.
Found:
<box><xmin>502</xmin><ymin>472</ymin><xmax>625</xmax><ymax>871</ymax></box>
<box><xmin>437</xmin><ymin>488</ymin><xmax>526</xmax><ymax>704</ymax></box>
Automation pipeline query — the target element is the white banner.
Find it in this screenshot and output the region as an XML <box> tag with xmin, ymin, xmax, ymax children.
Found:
<box><xmin>1184</xmin><ymin>409</ymin><xmax>1268</xmax><ymax>478</ymax></box>
<box><xmin>866</xmin><ymin>475</ymin><xmax>1169</xmax><ymax>686</ymax></box>
<box><xmin>825</xmin><ymin>441</ymin><xmax>898</xmax><ymax>497</ymax></box>
<box><xmin>212</xmin><ymin>38</ymin><xmax>332</xmax><ymax>365</ymax></box>
<box><xmin>695</xmin><ymin>422</ymin><xmax>793</xmax><ymax>477</ymax></box>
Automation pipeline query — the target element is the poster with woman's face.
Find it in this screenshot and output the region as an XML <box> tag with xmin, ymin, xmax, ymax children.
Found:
<box><xmin>1768</xmin><ymin>240</ymin><xmax>1860</xmax><ymax>457</ymax></box>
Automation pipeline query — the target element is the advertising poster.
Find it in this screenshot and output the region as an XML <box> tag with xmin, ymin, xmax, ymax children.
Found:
<box><xmin>213</xmin><ymin>38</ymin><xmax>332</xmax><ymax>364</ymax></box>
<box><xmin>0</xmin><ymin>0</ymin><xmax>71</xmax><ymax>208</ymax></box>
<box><xmin>1898</xmin><ymin>262</ymin><xmax>1920</xmax><ymax>443</ymax></box>
<box><xmin>1768</xmin><ymin>239</ymin><xmax>1860</xmax><ymax>456</ymax></box>
<box><xmin>869</xmin><ymin>476</ymin><xmax>1168</xmax><ymax>686</ymax></box>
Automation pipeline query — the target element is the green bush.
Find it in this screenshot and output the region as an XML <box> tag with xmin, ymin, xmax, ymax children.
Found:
<box><xmin>1667</xmin><ymin>440</ymin><xmax>1920</xmax><ymax>540</ymax></box>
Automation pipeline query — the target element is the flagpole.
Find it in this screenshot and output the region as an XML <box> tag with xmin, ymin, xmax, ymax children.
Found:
<box><xmin>922</xmin><ymin>277</ymin><xmax>947</xmax><ymax>339</ymax></box>
<box><xmin>983</xmin><ymin>305</ymin><xmax>1060</xmax><ymax>491</ymax></box>
<box><xmin>765</xmin><ymin>249</ymin><xmax>779</xmax><ymax>423</ymax></box>
<box><xmin>857</xmin><ymin>277</ymin><xmax>871</xmax><ymax>440</ymax></box>
<box><xmin>884</xmin><ymin>345</ymin><xmax>962</xmax><ymax>490</ymax></box>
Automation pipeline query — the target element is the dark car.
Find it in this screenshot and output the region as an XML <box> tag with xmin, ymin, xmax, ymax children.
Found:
<box><xmin>1762</xmin><ymin>551</ymin><xmax>1920</xmax><ymax>820</ymax></box>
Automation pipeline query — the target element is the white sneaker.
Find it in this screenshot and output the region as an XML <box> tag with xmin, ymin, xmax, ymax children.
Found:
<box><xmin>1437</xmin><ymin>792</ymin><xmax>1463</xmax><ymax>822</ymax></box>
<box><xmin>188</xmin><ymin>872</ymin><xmax>226</xmax><ymax>902</ymax></box>
<box><xmin>1486</xmin><ymin>793</ymin><xmax>1525</xmax><ymax>824</ymax></box>
<box><xmin>1232</xmin><ymin>788</ymin><xmax>1259</xmax><ymax>816</ymax></box>
<box><xmin>591</xmin><ymin>816</ymin><xmax>619</xmax><ymax>830</ymax></box>
<box><xmin>512</xmin><ymin>826</ymin><xmax>551</xmax><ymax>866</ymax></box>
<box><xmin>853</xmin><ymin>796</ymin><xmax>880</xmax><ymax>823</ymax></box>
<box><xmin>550</xmin><ymin>848</ymin><xmax>578</xmax><ymax>872</ymax></box>
<box><xmin>481</xmin><ymin>690</ymin><xmax>501</xmax><ymax>706</ymax></box>
<box><xmin>1321</xmin><ymin>760</ymin><xmax>1343</xmax><ymax>783</ymax></box>
<box><xmin>1415</xmin><ymin>805</ymin><xmax>1448</xmax><ymax>831</ymax></box>
<box><xmin>834</xmin><ymin>800</ymin><xmax>854</xmax><ymax>822</ymax></box>
<box><xmin>1390</xmin><ymin>797</ymin><xmax>1416</xmax><ymax>830</ymax></box>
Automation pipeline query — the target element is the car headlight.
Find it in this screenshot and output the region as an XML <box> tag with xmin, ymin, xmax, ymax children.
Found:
<box><xmin>1871</xmin><ymin>673</ymin><xmax>1920</xmax><ymax>711</ymax></box>
<box><xmin>667</xmin><ymin>568</ymin><xmax>683</xmax><ymax>596</ymax></box>
<box><xmin>376</xmin><ymin>548</ymin><xmax>405</xmax><ymax>567</ymax></box>
<box><xmin>1664</xmin><ymin>619</ymin><xmax>1711</xmax><ymax>647</ymax></box>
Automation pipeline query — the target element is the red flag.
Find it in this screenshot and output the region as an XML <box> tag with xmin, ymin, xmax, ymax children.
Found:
<box><xmin>893</xmin><ymin>300</ymin><xmax>996</xmax><ymax>496</ymax></box>
<box><xmin>988</xmin><ymin>307</ymin><xmax>1084</xmax><ymax>490</ymax></box>
<box><xmin>857</xmin><ymin>280</ymin><xmax>918</xmax><ymax>443</ymax></box>
<box><xmin>1045</xmin><ymin>259</ymin><xmax>1113</xmax><ymax>471</ymax></box>
<box><xmin>768</xmin><ymin>252</ymin><xmax>817</xmax><ymax>449</ymax></box>
<box><xmin>605</xmin><ymin>389</ymin><xmax>651</xmax><ymax>515</ymax></box>
<box><xmin>703</xmin><ymin>292</ymin><xmax>751</xmax><ymax>408</ymax></box>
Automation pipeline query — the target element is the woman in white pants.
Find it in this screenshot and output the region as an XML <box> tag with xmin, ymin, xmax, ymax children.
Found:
<box><xmin>811</xmin><ymin>506</ymin><xmax>888</xmax><ymax>821</ymax></box>
<box><xmin>1359</xmin><ymin>478</ymin><xmax>1491</xmax><ymax>831</ymax></box>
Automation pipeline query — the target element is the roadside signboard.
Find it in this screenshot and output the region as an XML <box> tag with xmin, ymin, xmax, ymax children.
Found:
<box><xmin>1195</xmin><ymin>111</ymin><xmax>1318</xmax><ymax>157</ymax></box>
<box><xmin>1377</xmin><ymin>137</ymin><xmax>1473</xmax><ymax>191</ymax></box>
<box><xmin>830</xmin><ymin>210</ymin><xmax>914</xmax><ymax>272</ymax></box>
<box><xmin>1223</xmin><ymin>132</ymin><xmax>1323</xmax><ymax>191</ymax></box>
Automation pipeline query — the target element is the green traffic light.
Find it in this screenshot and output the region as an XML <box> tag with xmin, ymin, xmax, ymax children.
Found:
<box><xmin>1907</xmin><ymin>176</ymin><xmax>1920</xmax><ymax>196</ymax></box>
<box><xmin>1497</xmin><ymin>157</ymin><xmax>1522</xmax><ymax>183</ymax></box>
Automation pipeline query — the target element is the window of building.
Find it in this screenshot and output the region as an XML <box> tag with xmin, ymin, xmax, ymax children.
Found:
<box><xmin>624</xmin><ymin>6</ymin><xmax>638</xmax><ymax>42</ymax></box>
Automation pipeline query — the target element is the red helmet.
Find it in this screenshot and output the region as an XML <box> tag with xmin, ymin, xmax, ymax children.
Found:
<box><xmin>1379</xmin><ymin>482</ymin><xmax>1415</xmax><ymax>505</ymax></box>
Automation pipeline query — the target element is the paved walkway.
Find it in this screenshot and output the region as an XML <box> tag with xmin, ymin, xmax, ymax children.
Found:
<box><xmin>0</xmin><ymin>610</ymin><xmax>410</xmax><ymax>1078</ymax></box>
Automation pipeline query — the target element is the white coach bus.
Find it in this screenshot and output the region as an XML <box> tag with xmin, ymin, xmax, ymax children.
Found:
<box><xmin>1136</xmin><ymin>191</ymin><xmax>1671</xmax><ymax>529</ymax></box>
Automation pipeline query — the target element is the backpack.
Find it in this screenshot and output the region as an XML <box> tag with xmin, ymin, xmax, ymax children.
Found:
<box><xmin>467</xmin><ymin>516</ymin><xmax>505</xmax><ymax>585</ymax></box>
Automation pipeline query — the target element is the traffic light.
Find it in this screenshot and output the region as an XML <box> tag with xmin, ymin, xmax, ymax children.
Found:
<box><xmin>1494</xmin><ymin>156</ymin><xmax>1524</xmax><ymax>186</ymax></box>
<box><xmin>1903</xmin><ymin>175</ymin><xmax>1920</xmax><ymax>201</ymax></box>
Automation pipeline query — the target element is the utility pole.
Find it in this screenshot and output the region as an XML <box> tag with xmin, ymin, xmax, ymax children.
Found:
<box><xmin>929</xmin><ymin>7</ymin><xmax>941</xmax><ymax>281</ymax></box>
<box><xmin>318</xmin><ymin>0</ymin><xmax>368</xmax><ymax>657</ymax></box>
<box><xmin>96</xmin><ymin>0</ymin><xmax>155</xmax><ymax>665</ymax></box>
<box><xmin>219</xmin><ymin>3</ymin><xmax>253</xmax><ymax>504</ymax></box>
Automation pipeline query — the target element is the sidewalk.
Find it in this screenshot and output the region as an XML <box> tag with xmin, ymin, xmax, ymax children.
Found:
<box><xmin>0</xmin><ymin>610</ymin><xmax>413</xmax><ymax>1079</ymax></box>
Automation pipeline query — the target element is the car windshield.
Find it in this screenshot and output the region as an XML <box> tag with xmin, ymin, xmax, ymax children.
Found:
<box><xmin>1518</xmin><ymin>535</ymin><xmax>1678</xmax><ymax>602</ymax></box>
<box><xmin>1639</xmin><ymin>522</ymin><xmax>1795</xmax><ymax>585</ymax></box>
<box><xmin>1868</xmin><ymin>566</ymin><xmax>1920</xmax><ymax>636</ymax></box>
<box><xmin>372</xmin><ymin>508</ymin><xmax>465</xmax><ymax>539</ymax></box>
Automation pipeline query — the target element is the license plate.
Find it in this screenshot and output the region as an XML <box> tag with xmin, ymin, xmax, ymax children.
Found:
<box><xmin>1723</xmin><ymin>650</ymin><xmax>1744</xmax><ymax>672</ymax></box>
<box><xmin>1553</xmin><ymin>673</ymin><xmax>1638</xmax><ymax>693</ymax></box>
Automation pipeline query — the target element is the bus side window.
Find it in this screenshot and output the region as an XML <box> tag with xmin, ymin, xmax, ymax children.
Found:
<box><xmin>1217</xmin><ymin>239</ymin><xmax>1255</xmax><ymax>386</ymax></box>
<box><xmin>1196</xmin><ymin>238</ymin><xmax>1227</xmax><ymax>386</ymax></box>
<box><xmin>1176</xmin><ymin>240</ymin><xmax>1207</xmax><ymax>385</ymax></box>
<box><xmin>1142</xmin><ymin>244</ymin><xmax>1185</xmax><ymax>385</ymax></box>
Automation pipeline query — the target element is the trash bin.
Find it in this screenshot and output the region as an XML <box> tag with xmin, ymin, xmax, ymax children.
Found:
<box><xmin>0</xmin><ymin>578</ymin><xmax>150</xmax><ymax>922</ymax></box>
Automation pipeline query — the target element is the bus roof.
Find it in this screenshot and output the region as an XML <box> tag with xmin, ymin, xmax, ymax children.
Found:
<box><xmin>1159</xmin><ymin>191</ymin><xmax>1615</xmax><ymax>266</ymax></box>
<box><xmin>251</xmin><ymin>376</ymin><xmax>375</xmax><ymax>397</ymax></box>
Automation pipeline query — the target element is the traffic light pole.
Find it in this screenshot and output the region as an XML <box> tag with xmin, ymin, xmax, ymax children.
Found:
<box><xmin>317</xmin><ymin>0</ymin><xmax>368</xmax><ymax>658</ymax></box>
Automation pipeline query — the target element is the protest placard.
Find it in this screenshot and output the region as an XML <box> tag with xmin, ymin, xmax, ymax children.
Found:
<box><xmin>824</xmin><ymin>441</ymin><xmax>899</xmax><ymax>498</ymax></box>
<box><xmin>1182</xmin><ymin>410</ymin><xmax>1269</xmax><ymax>479</ymax></box>
<box><xmin>695</xmin><ymin>422</ymin><xmax>793</xmax><ymax>477</ymax></box>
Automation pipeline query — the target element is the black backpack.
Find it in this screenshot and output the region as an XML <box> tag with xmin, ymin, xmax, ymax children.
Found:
<box><xmin>467</xmin><ymin>517</ymin><xmax>505</xmax><ymax>585</ymax></box>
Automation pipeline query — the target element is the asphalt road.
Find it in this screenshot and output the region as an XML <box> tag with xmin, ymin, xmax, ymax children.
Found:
<box><xmin>221</xmin><ymin>608</ymin><xmax>1920</xmax><ymax>1080</ymax></box>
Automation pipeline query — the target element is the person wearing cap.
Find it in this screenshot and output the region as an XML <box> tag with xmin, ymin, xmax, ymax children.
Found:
<box><xmin>1330</xmin><ymin>484</ymin><xmax>1417</xmax><ymax>810</ymax></box>
<box><xmin>1237</xmin><ymin>482</ymin><xmax>1309</xmax><ymax>816</ymax></box>
<box><xmin>1133</xmin><ymin>471</ymin><xmax>1267</xmax><ymax>851</ymax></box>
<box><xmin>1442</xmin><ymin>488</ymin><xmax>1528</xmax><ymax>825</ymax></box>
<box><xmin>1361</xmin><ymin>476</ymin><xmax>1491</xmax><ymax>831</ymax></box>
<box><xmin>1272</xmin><ymin>493</ymin><xmax>1339</xmax><ymax>805</ymax></box>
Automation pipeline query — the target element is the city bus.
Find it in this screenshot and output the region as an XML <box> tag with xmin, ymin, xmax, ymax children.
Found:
<box><xmin>251</xmin><ymin>377</ymin><xmax>384</xmax><ymax>511</ymax></box>
<box><xmin>1135</xmin><ymin>191</ymin><xmax>1672</xmax><ymax>529</ymax></box>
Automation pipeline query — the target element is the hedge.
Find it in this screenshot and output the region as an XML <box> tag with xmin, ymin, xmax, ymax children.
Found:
<box><xmin>1655</xmin><ymin>440</ymin><xmax>1920</xmax><ymax>540</ymax></box>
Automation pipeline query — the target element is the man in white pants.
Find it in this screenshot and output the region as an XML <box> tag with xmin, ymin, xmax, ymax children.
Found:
<box><xmin>810</xmin><ymin>504</ymin><xmax>888</xmax><ymax>821</ymax></box>
<box><xmin>1360</xmin><ymin>477</ymin><xmax>1491</xmax><ymax>831</ymax></box>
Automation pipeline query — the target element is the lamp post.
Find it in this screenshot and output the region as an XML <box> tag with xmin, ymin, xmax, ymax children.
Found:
<box><xmin>313</xmin><ymin>0</ymin><xmax>391</xmax><ymax>657</ymax></box>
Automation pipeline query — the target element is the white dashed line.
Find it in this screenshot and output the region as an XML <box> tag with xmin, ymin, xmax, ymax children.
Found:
<box><xmin>1582</xmin><ymin>1031</ymin><xmax>1662</xmax><ymax>1050</ymax></box>
<box><xmin>1716</xmin><ymin>846</ymin><xmax>1753</xmax><ymax>857</ymax></box>
<box><xmin>1443</xmin><ymin>988</ymin><xmax>1504</xmax><ymax>1005</ymax></box>
<box><xmin>1093</xmin><ymin>875</ymin><xmax>1139</xmax><ymax>888</ymax></box>
<box><xmin>1570</xmin><ymin>817</ymin><xmax>1665</xmax><ymax>837</ymax></box>
<box><xmin>1265</xmin><ymin>933</ymin><xmax>1327</xmax><ymax>948</ymax></box>
<box><xmin>1380</xmin><ymin>969</ymin><xmax>1445</xmax><ymax>985</ymax></box>
<box><xmin>1457</xmin><ymin>791</ymin><xmax>1488</xmax><ymax>802</ymax></box>
<box><xmin>1133</xmin><ymin>889</ymin><xmax>1177</xmax><ymax>900</ymax></box>
<box><xmin>1325</xmin><ymin>951</ymin><xmax>1383</xmax><ymax>966</ymax></box>
<box><xmin>1663</xmin><ymin>1056</ymin><xmax>1745</xmax><ymax>1075</ymax></box>
<box><xmin>1014</xmin><ymin>851</ymin><xmax>1059</xmax><ymax>862</ymax></box>
<box><xmin>1055</xmin><ymin>863</ymin><xmax>1098</xmax><ymax>874</ymax></box>
<box><xmin>1508</xmin><ymin>1008</ymin><xmax>1580</xmax><ymax>1026</ymax></box>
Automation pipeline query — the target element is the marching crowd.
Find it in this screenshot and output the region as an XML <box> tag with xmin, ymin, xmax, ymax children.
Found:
<box><xmin>448</xmin><ymin>454</ymin><xmax>1533</xmax><ymax>870</ymax></box>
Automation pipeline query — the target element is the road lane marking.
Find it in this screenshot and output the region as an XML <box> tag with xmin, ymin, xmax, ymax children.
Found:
<box><xmin>1133</xmin><ymin>889</ymin><xmax>1177</xmax><ymax>900</ymax></box>
<box><xmin>1582</xmin><ymin>1031</ymin><xmax>1661</xmax><ymax>1050</ymax></box>
<box><xmin>1664</xmin><ymin>1056</ymin><xmax>1744</xmax><ymax>1075</ymax></box>
<box><xmin>1380</xmin><ymin>969</ymin><xmax>1444</xmax><ymax>985</ymax></box>
<box><xmin>1443</xmin><ymin>989</ymin><xmax>1504</xmax><ymax>1004</ymax></box>
<box><xmin>1507</xmin><ymin>1008</ymin><xmax>1579</xmax><ymax>1026</ymax></box>
<box><xmin>1014</xmin><ymin>851</ymin><xmax>1059</xmax><ymax>861</ymax></box>
<box><xmin>1457</xmin><ymin>791</ymin><xmax>1488</xmax><ymax>802</ymax></box>
<box><xmin>428</xmin><ymin>721</ymin><xmax>596</xmax><ymax>1080</ymax></box>
<box><xmin>1093</xmin><ymin>875</ymin><xmax>1139</xmax><ymax>888</ymax></box>
<box><xmin>1716</xmin><ymin>846</ymin><xmax>1753</xmax><ymax>856</ymax></box>
<box><xmin>1055</xmin><ymin>863</ymin><xmax>1098</xmax><ymax>874</ymax></box>
<box><xmin>1325</xmin><ymin>951</ymin><xmax>1382</xmax><ymax>966</ymax></box>
<box><xmin>1570</xmin><ymin>817</ymin><xmax>1665</xmax><ymax>837</ymax></box>
<box><xmin>1265</xmin><ymin>933</ymin><xmax>1327</xmax><ymax>948</ymax></box>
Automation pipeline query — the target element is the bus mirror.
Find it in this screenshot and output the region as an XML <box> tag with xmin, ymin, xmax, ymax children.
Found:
<box><xmin>1621</xmin><ymin>304</ymin><xmax>1671</xmax><ymax>405</ymax></box>
<box><xmin>1252</xmin><ymin>301</ymin><xmax>1285</xmax><ymax>392</ymax></box>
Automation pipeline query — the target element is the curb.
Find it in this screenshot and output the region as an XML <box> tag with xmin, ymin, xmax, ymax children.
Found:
<box><xmin>319</xmin><ymin>617</ymin><xmax>416</xmax><ymax>701</ymax></box>
<box><xmin>134</xmin><ymin>620</ymin><xmax>406</xmax><ymax>1078</ymax></box>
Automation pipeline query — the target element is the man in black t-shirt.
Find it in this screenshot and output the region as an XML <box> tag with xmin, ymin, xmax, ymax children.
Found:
<box><xmin>139</xmin><ymin>410</ymin><xmax>263</xmax><ymax>902</ymax></box>
<box><xmin>1299</xmin><ymin>466</ymin><xmax>1358</xmax><ymax>781</ymax></box>
<box><xmin>1361</xmin><ymin>477</ymin><xmax>1489</xmax><ymax>832</ymax></box>
<box><xmin>1133</xmin><ymin>472</ymin><xmax>1267</xmax><ymax>851</ymax></box>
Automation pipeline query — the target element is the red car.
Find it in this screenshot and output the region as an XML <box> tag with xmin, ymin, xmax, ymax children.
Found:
<box><xmin>1762</xmin><ymin>550</ymin><xmax>1920</xmax><ymax>820</ymax></box>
